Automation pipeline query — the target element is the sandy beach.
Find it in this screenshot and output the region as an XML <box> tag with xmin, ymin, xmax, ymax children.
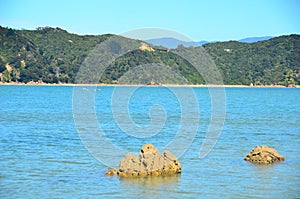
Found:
<box><xmin>0</xmin><ymin>82</ymin><xmax>298</xmax><ymax>88</ymax></box>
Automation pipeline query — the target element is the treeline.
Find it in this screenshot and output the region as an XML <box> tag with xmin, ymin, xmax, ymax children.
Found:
<box><xmin>0</xmin><ymin>26</ymin><xmax>299</xmax><ymax>85</ymax></box>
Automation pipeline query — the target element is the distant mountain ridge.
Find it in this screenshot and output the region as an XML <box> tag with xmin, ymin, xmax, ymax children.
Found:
<box><xmin>145</xmin><ymin>37</ymin><xmax>200</xmax><ymax>49</ymax></box>
<box><xmin>146</xmin><ymin>36</ymin><xmax>274</xmax><ymax>49</ymax></box>
<box><xmin>238</xmin><ymin>36</ymin><xmax>274</xmax><ymax>43</ymax></box>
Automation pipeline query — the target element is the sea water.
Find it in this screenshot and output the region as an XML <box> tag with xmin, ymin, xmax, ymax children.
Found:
<box><xmin>0</xmin><ymin>86</ymin><xmax>299</xmax><ymax>198</ymax></box>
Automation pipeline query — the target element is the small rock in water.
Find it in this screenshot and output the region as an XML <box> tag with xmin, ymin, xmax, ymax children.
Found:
<box><xmin>106</xmin><ymin>144</ymin><xmax>181</xmax><ymax>177</ymax></box>
<box><xmin>244</xmin><ymin>145</ymin><xmax>284</xmax><ymax>164</ymax></box>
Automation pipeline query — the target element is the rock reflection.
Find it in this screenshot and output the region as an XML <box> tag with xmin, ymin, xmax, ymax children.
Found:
<box><xmin>119</xmin><ymin>174</ymin><xmax>181</xmax><ymax>196</ymax></box>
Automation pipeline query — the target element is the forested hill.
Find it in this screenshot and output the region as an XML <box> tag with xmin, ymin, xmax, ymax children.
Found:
<box><xmin>0</xmin><ymin>26</ymin><xmax>299</xmax><ymax>86</ymax></box>
<box><xmin>203</xmin><ymin>35</ymin><xmax>300</xmax><ymax>85</ymax></box>
<box><xmin>0</xmin><ymin>26</ymin><xmax>111</xmax><ymax>83</ymax></box>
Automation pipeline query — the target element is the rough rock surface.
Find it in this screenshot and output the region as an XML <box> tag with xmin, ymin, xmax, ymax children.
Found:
<box><xmin>106</xmin><ymin>144</ymin><xmax>181</xmax><ymax>177</ymax></box>
<box><xmin>244</xmin><ymin>145</ymin><xmax>284</xmax><ymax>164</ymax></box>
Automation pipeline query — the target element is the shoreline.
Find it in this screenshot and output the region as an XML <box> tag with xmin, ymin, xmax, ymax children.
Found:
<box><xmin>0</xmin><ymin>82</ymin><xmax>299</xmax><ymax>88</ymax></box>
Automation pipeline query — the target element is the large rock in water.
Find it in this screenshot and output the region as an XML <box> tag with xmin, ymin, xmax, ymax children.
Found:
<box><xmin>244</xmin><ymin>145</ymin><xmax>284</xmax><ymax>164</ymax></box>
<box><xmin>106</xmin><ymin>144</ymin><xmax>181</xmax><ymax>177</ymax></box>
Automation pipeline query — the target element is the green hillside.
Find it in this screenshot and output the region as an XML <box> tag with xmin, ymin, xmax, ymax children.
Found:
<box><xmin>0</xmin><ymin>26</ymin><xmax>111</xmax><ymax>83</ymax></box>
<box><xmin>203</xmin><ymin>35</ymin><xmax>300</xmax><ymax>86</ymax></box>
<box><xmin>0</xmin><ymin>26</ymin><xmax>299</xmax><ymax>86</ymax></box>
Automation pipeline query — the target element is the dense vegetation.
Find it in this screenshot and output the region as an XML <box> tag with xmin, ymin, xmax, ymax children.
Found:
<box><xmin>99</xmin><ymin>48</ymin><xmax>204</xmax><ymax>84</ymax></box>
<box><xmin>203</xmin><ymin>35</ymin><xmax>300</xmax><ymax>86</ymax></box>
<box><xmin>0</xmin><ymin>26</ymin><xmax>299</xmax><ymax>85</ymax></box>
<box><xmin>0</xmin><ymin>26</ymin><xmax>111</xmax><ymax>83</ymax></box>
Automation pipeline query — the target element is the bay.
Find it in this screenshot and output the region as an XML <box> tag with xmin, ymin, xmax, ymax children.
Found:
<box><xmin>0</xmin><ymin>86</ymin><xmax>299</xmax><ymax>198</ymax></box>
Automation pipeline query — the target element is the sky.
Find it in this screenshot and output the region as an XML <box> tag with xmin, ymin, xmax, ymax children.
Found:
<box><xmin>0</xmin><ymin>0</ymin><xmax>299</xmax><ymax>41</ymax></box>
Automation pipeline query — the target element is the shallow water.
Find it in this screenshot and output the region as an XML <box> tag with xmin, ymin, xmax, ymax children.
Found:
<box><xmin>0</xmin><ymin>86</ymin><xmax>299</xmax><ymax>198</ymax></box>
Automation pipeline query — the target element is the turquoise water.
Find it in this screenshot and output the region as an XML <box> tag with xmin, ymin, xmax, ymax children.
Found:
<box><xmin>0</xmin><ymin>86</ymin><xmax>299</xmax><ymax>198</ymax></box>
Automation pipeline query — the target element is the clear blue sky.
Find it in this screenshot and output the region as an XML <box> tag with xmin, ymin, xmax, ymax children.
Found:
<box><xmin>0</xmin><ymin>0</ymin><xmax>299</xmax><ymax>41</ymax></box>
